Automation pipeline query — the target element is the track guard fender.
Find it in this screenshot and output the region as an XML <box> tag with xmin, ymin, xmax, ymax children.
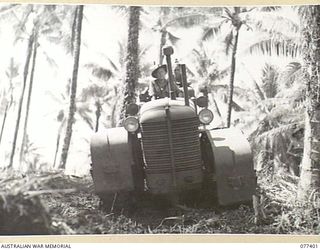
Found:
<box><xmin>90</xmin><ymin>127</ymin><xmax>135</xmax><ymax>195</ymax></box>
<box><xmin>202</xmin><ymin>128</ymin><xmax>256</xmax><ymax>206</ymax></box>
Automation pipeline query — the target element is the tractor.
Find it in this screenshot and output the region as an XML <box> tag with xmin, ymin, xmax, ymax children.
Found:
<box><xmin>90</xmin><ymin>46</ymin><xmax>256</xmax><ymax>212</ymax></box>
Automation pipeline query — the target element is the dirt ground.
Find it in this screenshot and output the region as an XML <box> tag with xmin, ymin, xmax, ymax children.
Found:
<box><xmin>0</xmin><ymin>172</ymin><xmax>318</xmax><ymax>235</ymax></box>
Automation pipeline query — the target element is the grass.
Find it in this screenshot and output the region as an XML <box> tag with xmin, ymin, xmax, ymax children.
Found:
<box><xmin>0</xmin><ymin>169</ymin><xmax>319</xmax><ymax>235</ymax></box>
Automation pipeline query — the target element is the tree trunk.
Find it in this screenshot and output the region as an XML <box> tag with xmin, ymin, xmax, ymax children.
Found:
<box><xmin>95</xmin><ymin>100</ymin><xmax>101</xmax><ymax>132</ymax></box>
<box><xmin>1</xmin><ymin>60</ymin><xmax>15</xmax><ymax>148</ymax></box>
<box><xmin>119</xmin><ymin>6</ymin><xmax>141</xmax><ymax>122</ymax></box>
<box><xmin>111</xmin><ymin>86</ymin><xmax>118</xmax><ymax>127</ymax></box>
<box><xmin>8</xmin><ymin>32</ymin><xmax>34</xmax><ymax>168</ymax></box>
<box><xmin>226</xmin><ymin>26</ymin><xmax>240</xmax><ymax>128</ymax></box>
<box><xmin>19</xmin><ymin>26</ymin><xmax>38</xmax><ymax>165</ymax></box>
<box><xmin>297</xmin><ymin>5</ymin><xmax>320</xmax><ymax>204</ymax></box>
<box><xmin>0</xmin><ymin>104</ymin><xmax>9</xmax><ymax>147</ymax></box>
<box><xmin>52</xmin><ymin>119</ymin><xmax>66</xmax><ymax>169</ymax></box>
<box><xmin>58</xmin><ymin>5</ymin><xmax>83</xmax><ymax>170</ymax></box>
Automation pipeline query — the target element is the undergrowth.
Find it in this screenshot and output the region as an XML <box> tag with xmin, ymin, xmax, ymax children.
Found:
<box><xmin>0</xmin><ymin>169</ymin><xmax>319</xmax><ymax>234</ymax></box>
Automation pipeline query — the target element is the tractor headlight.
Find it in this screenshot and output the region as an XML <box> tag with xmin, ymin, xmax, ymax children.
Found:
<box><xmin>199</xmin><ymin>109</ymin><xmax>213</xmax><ymax>125</ymax></box>
<box><xmin>124</xmin><ymin>116</ymin><xmax>139</xmax><ymax>132</ymax></box>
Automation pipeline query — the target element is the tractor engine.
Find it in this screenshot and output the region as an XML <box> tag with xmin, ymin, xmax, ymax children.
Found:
<box><xmin>140</xmin><ymin>99</ymin><xmax>202</xmax><ymax>194</ymax></box>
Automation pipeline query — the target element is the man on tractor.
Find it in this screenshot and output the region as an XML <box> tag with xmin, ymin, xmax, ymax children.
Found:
<box><xmin>148</xmin><ymin>64</ymin><xmax>181</xmax><ymax>100</ymax></box>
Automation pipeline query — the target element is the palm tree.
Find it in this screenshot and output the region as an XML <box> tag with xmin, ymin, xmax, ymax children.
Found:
<box><xmin>2</xmin><ymin>4</ymin><xmax>75</xmax><ymax>168</ymax></box>
<box><xmin>152</xmin><ymin>7</ymin><xmax>204</xmax><ymax>65</ymax></box>
<box><xmin>146</xmin><ymin>6</ymin><xmax>215</xmax><ymax>65</ymax></box>
<box><xmin>19</xmin><ymin>25</ymin><xmax>39</xmax><ymax>165</ymax></box>
<box><xmin>297</xmin><ymin>5</ymin><xmax>320</xmax><ymax>204</ymax></box>
<box><xmin>84</xmin><ymin>57</ymin><xmax>123</xmax><ymax>128</ymax></box>
<box><xmin>200</xmin><ymin>7</ymin><xmax>302</xmax><ymax>127</ymax></box>
<box><xmin>58</xmin><ymin>5</ymin><xmax>84</xmax><ymax>170</ymax></box>
<box><xmin>45</xmin><ymin>82</ymin><xmax>93</xmax><ymax>169</ymax></box>
<box><xmin>119</xmin><ymin>6</ymin><xmax>141</xmax><ymax>121</ymax></box>
<box><xmin>8</xmin><ymin>24</ymin><xmax>35</xmax><ymax>168</ymax></box>
<box><xmin>199</xmin><ymin>7</ymin><xmax>255</xmax><ymax>127</ymax></box>
<box><xmin>80</xmin><ymin>82</ymin><xmax>112</xmax><ymax>132</ymax></box>
<box><xmin>247</xmin><ymin>7</ymin><xmax>300</xmax><ymax>57</ymax></box>
<box><xmin>0</xmin><ymin>59</ymin><xmax>18</xmax><ymax>148</ymax></box>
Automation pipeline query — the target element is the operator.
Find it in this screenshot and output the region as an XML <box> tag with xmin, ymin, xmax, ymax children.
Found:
<box><xmin>149</xmin><ymin>64</ymin><xmax>181</xmax><ymax>100</ymax></box>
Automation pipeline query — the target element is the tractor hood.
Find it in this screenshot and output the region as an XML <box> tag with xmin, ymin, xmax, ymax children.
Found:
<box><xmin>140</xmin><ymin>98</ymin><xmax>196</xmax><ymax>123</ymax></box>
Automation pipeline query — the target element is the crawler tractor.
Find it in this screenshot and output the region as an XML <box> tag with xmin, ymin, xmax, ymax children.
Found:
<box><xmin>90</xmin><ymin>46</ymin><xmax>256</xmax><ymax>211</ymax></box>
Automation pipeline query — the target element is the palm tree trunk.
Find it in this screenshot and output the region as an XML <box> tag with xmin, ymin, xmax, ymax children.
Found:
<box><xmin>8</xmin><ymin>32</ymin><xmax>34</xmax><ymax>168</ymax></box>
<box><xmin>95</xmin><ymin>100</ymin><xmax>101</xmax><ymax>132</ymax></box>
<box><xmin>111</xmin><ymin>86</ymin><xmax>118</xmax><ymax>127</ymax></box>
<box><xmin>19</xmin><ymin>27</ymin><xmax>38</xmax><ymax>165</ymax></box>
<box><xmin>1</xmin><ymin>61</ymin><xmax>15</xmax><ymax>149</ymax></box>
<box><xmin>0</xmin><ymin>103</ymin><xmax>9</xmax><ymax>147</ymax></box>
<box><xmin>297</xmin><ymin>5</ymin><xmax>320</xmax><ymax>204</ymax></box>
<box><xmin>119</xmin><ymin>6</ymin><xmax>141</xmax><ymax>121</ymax></box>
<box><xmin>53</xmin><ymin>119</ymin><xmax>66</xmax><ymax>169</ymax></box>
<box><xmin>226</xmin><ymin>26</ymin><xmax>240</xmax><ymax>127</ymax></box>
<box><xmin>58</xmin><ymin>5</ymin><xmax>84</xmax><ymax>170</ymax></box>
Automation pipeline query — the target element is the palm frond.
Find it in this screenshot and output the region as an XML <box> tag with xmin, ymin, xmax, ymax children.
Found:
<box><xmin>167</xmin><ymin>31</ymin><xmax>180</xmax><ymax>45</ymax></box>
<box><xmin>255</xmin><ymin>122</ymin><xmax>303</xmax><ymax>143</ymax></box>
<box><xmin>78</xmin><ymin>114</ymin><xmax>94</xmax><ymax>131</ymax></box>
<box><xmin>105</xmin><ymin>57</ymin><xmax>120</xmax><ymax>73</ymax></box>
<box><xmin>5</xmin><ymin>58</ymin><xmax>19</xmax><ymax>79</ymax></box>
<box><xmin>279</xmin><ymin>61</ymin><xmax>302</xmax><ymax>87</ymax></box>
<box><xmin>80</xmin><ymin>84</ymin><xmax>108</xmax><ymax>100</ymax></box>
<box><xmin>44</xmin><ymin>91</ymin><xmax>65</xmax><ymax>105</ymax></box>
<box><xmin>0</xmin><ymin>4</ymin><xmax>19</xmax><ymax>21</ymax></box>
<box><xmin>224</xmin><ymin>30</ymin><xmax>233</xmax><ymax>56</ymax></box>
<box><xmin>250</xmin><ymin>10</ymin><xmax>299</xmax><ymax>34</ymax></box>
<box><xmin>223</xmin><ymin>7</ymin><xmax>233</xmax><ymax>20</ymax></box>
<box><xmin>139</xmin><ymin>44</ymin><xmax>152</xmax><ymax>57</ymax></box>
<box><xmin>13</xmin><ymin>5</ymin><xmax>33</xmax><ymax>44</ymax></box>
<box><xmin>253</xmin><ymin>80</ymin><xmax>266</xmax><ymax>101</ymax></box>
<box><xmin>259</xmin><ymin>6</ymin><xmax>282</xmax><ymax>12</ymax></box>
<box><xmin>201</xmin><ymin>24</ymin><xmax>221</xmax><ymax>41</ymax></box>
<box><xmin>84</xmin><ymin>63</ymin><xmax>113</xmax><ymax>81</ymax></box>
<box><xmin>261</xmin><ymin>63</ymin><xmax>279</xmax><ymax>98</ymax></box>
<box><xmin>41</xmin><ymin>50</ymin><xmax>58</xmax><ymax>69</ymax></box>
<box><xmin>247</xmin><ymin>38</ymin><xmax>300</xmax><ymax>57</ymax></box>
<box><xmin>77</xmin><ymin>105</ymin><xmax>94</xmax><ymax>130</ymax></box>
<box><xmin>232</xmin><ymin>100</ymin><xmax>245</xmax><ymax>112</ymax></box>
<box><xmin>163</xmin><ymin>13</ymin><xmax>206</xmax><ymax>29</ymax></box>
<box><xmin>191</xmin><ymin>49</ymin><xmax>202</xmax><ymax>60</ymax></box>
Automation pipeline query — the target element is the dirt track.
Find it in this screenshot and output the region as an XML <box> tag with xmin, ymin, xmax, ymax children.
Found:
<box><xmin>1</xmin><ymin>172</ymin><xmax>316</xmax><ymax>235</ymax></box>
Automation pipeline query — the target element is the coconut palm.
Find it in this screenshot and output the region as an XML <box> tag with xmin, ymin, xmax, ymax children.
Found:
<box><xmin>199</xmin><ymin>6</ymin><xmax>303</xmax><ymax>127</ymax></box>
<box><xmin>18</xmin><ymin>25</ymin><xmax>38</xmax><ymax>165</ymax></box>
<box><xmin>199</xmin><ymin>7</ymin><xmax>256</xmax><ymax>127</ymax></box>
<box><xmin>46</xmin><ymin>82</ymin><xmax>93</xmax><ymax>169</ymax></box>
<box><xmin>248</xmin><ymin>62</ymin><xmax>305</xmax><ymax>177</ymax></box>
<box><xmin>58</xmin><ymin>5</ymin><xmax>84</xmax><ymax>170</ymax></box>
<box><xmin>80</xmin><ymin>81</ymin><xmax>112</xmax><ymax>132</ymax></box>
<box><xmin>8</xmin><ymin>21</ymin><xmax>35</xmax><ymax>169</ymax></box>
<box><xmin>247</xmin><ymin>7</ymin><xmax>300</xmax><ymax>57</ymax></box>
<box><xmin>119</xmin><ymin>6</ymin><xmax>141</xmax><ymax>121</ymax></box>
<box><xmin>147</xmin><ymin>7</ymin><xmax>210</xmax><ymax>65</ymax></box>
<box><xmin>0</xmin><ymin>59</ymin><xmax>18</xmax><ymax>148</ymax></box>
<box><xmin>19</xmin><ymin>5</ymin><xmax>80</xmax><ymax>164</ymax></box>
<box><xmin>297</xmin><ymin>5</ymin><xmax>320</xmax><ymax>204</ymax></box>
<box><xmin>2</xmin><ymin>4</ymin><xmax>76</xmax><ymax>168</ymax></box>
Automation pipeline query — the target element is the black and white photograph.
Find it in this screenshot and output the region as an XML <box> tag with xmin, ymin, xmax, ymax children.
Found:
<box><xmin>0</xmin><ymin>2</ymin><xmax>319</xmax><ymax>236</ymax></box>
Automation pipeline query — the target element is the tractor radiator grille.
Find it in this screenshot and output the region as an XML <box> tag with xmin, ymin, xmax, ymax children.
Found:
<box><xmin>140</xmin><ymin>117</ymin><xmax>202</xmax><ymax>174</ymax></box>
